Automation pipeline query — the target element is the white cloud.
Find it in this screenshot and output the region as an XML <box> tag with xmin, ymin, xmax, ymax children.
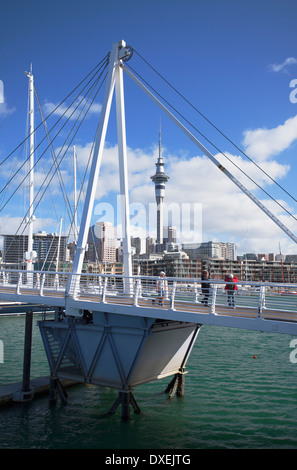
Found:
<box><xmin>0</xmin><ymin>102</ymin><xmax>16</xmax><ymax>117</ymax></box>
<box><xmin>43</xmin><ymin>97</ymin><xmax>101</xmax><ymax>121</ymax></box>
<box><xmin>268</xmin><ymin>57</ymin><xmax>297</xmax><ymax>73</ymax></box>
<box><xmin>242</xmin><ymin>115</ymin><xmax>297</xmax><ymax>161</ymax></box>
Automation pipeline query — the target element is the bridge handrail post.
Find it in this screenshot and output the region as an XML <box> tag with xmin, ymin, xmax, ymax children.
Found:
<box><xmin>40</xmin><ymin>273</ymin><xmax>45</xmax><ymax>296</ymax></box>
<box><xmin>133</xmin><ymin>278</ymin><xmax>141</xmax><ymax>306</ymax></box>
<box><xmin>35</xmin><ymin>273</ymin><xmax>40</xmax><ymax>289</ymax></box>
<box><xmin>101</xmin><ymin>276</ymin><xmax>108</xmax><ymax>303</ymax></box>
<box><xmin>170</xmin><ymin>281</ymin><xmax>177</xmax><ymax>310</ymax></box>
<box><xmin>16</xmin><ymin>271</ymin><xmax>22</xmax><ymax>294</ymax></box>
<box><xmin>258</xmin><ymin>284</ymin><xmax>266</xmax><ymax>318</ymax></box>
<box><xmin>210</xmin><ymin>283</ymin><xmax>217</xmax><ymax>315</ymax></box>
<box><xmin>0</xmin><ymin>270</ymin><xmax>5</xmax><ymax>285</ymax></box>
<box><xmin>98</xmin><ymin>275</ymin><xmax>103</xmax><ymax>295</ymax></box>
<box><xmin>194</xmin><ymin>281</ymin><xmax>199</xmax><ymax>303</ymax></box>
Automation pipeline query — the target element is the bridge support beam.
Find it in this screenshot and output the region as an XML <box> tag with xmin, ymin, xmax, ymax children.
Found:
<box><xmin>12</xmin><ymin>310</ymin><xmax>34</xmax><ymax>402</ymax></box>
<box><xmin>165</xmin><ymin>369</ymin><xmax>186</xmax><ymax>399</ymax></box>
<box><xmin>106</xmin><ymin>390</ymin><xmax>141</xmax><ymax>420</ymax></box>
<box><xmin>49</xmin><ymin>377</ymin><xmax>68</xmax><ymax>405</ymax></box>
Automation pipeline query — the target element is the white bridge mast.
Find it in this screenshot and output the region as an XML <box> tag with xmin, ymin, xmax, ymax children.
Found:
<box><xmin>66</xmin><ymin>41</ymin><xmax>133</xmax><ymax>299</ymax></box>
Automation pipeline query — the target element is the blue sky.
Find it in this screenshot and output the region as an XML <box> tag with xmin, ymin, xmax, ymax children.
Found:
<box><xmin>1</xmin><ymin>0</ymin><xmax>297</xmax><ymax>255</ymax></box>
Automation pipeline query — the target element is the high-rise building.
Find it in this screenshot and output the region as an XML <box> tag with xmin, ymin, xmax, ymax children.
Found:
<box><xmin>182</xmin><ymin>241</ymin><xmax>236</xmax><ymax>260</ymax></box>
<box><xmin>151</xmin><ymin>124</ymin><xmax>169</xmax><ymax>246</ymax></box>
<box><xmin>86</xmin><ymin>221</ymin><xmax>116</xmax><ymax>263</ymax></box>
<box><xmin>2</xmin><ymin>231</ymin><xmax>67</xmax><ymax>267</ymax></box>
<box><xmin>146</xmin><ymin>236</ymin><xmax>156</xmax><ymax>255</ymax></box>
<box><xmin>131</xmin><ymin>237</ymin><xmax>144</xmax><ymax>255</ymax></box>
<box><xmin>33</xmin><ymin>231</ymin><xmax>68</xmax><ymax>268</ymax></box>
<box><xmin>163</xmin><ymin>226</ymin><xmax>177</xmax><ymax>245</ymax></box>
<box><xmin>3</xmin><ymin>235</ymin><xmax>28</xmax><ymax>265</ymax></box>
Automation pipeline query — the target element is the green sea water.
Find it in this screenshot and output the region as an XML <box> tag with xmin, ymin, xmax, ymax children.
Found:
<box><xmin>1</xmin><ymin>314</ymin><xmax>297</xmax><ymax>449</ymax></box>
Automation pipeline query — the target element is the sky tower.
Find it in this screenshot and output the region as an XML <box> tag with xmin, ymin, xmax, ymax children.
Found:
<box><xmin>151</xmin><ymin>123</ymin><xmax>169</xmax><ymax>246</ymax></box>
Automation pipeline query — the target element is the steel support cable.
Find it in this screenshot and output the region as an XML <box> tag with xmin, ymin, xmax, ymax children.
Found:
<box><xmin>66</xmin><ymin>120</ymin><xmax>98</xmax><ymax>244</ymax></box>
<box><xmin>0</xmin><ymin>56</ymin><xmax>109</xmax><ymax>208</ymax></box>
<box><xmin>0</xmin><ymin>56</ymin><xmax>109</xmax><ymax>199</ymax></box>
<box><xmin>0</xmin><ymin>72</ymin><xmax>99</xmax><ymax>216</ymax></box>
<box><xmin>0</xmin><ymin>62</ymin><xmax>109</xmax><ymax>214</ymax></box>
<box><xmin>3</xmin><ymin>70</ymin><xmax>107</xmax><ymax>260</ymax></box>
<box><xmin>15</xmin><ymin>69</ymin><xmax>108</xmax><ymax>242</ymax></box>
<box><xmin>34</xmin><ymin>87</ymin><xmax>75</xmax><ymax>228</ymax></box>
<box><xmin>0</xmin><ymin>52</ymin><xmax>110</xmax><ymax>168</ymax></box>
<box><xmin>133</xmin><ymin>48</ymin><xmax>297</xmax><ymax>205</ymax></box>
<box><xmin>124</xmin><ymin>64</ymin><xmax>297</xmax><ymax>244</ymax></box>
<box><xmin>125</xmin><ymin>62</ymin><xmax>297</xmax><ymax>224</ymax></box>
<box><xmin>0</xmin><ymin>71</ymin><xmax>108</xmax><ymax>215</ymax></box>
<box><xmin>40</xmin><ymin>220</ymin><xmax>62</xmax><ymax>271</ymax></box>
<box><xmin>0</xmin><ymin>145</ymin><xmax>26</xmax><ymax>209</ymax></box>
<box><xmin>58</xmin><ymin>70</ymin><xmax>109</xmax><ymax>245</ymax></box>
<box><xmin>29</xmin><ymin>74</ymin><xmax>107</xmax><ymax>240</ymax></box>
<box><xmin>6</xmin><ymin>67</ymin><xmax>108</xmax><ymax>250</ymax></box>
<box><xmin>2</xmin><ymin>54</ymin><xmax>109</xmax><ymax>258</ymax></box>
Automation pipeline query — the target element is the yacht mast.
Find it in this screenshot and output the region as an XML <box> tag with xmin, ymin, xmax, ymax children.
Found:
<box><xmin>25</xmin><ymin>64</ymin><xmax>36</xmax><ymax>271</ymax></box>
<box><xmin>73</xmin><ymin>145</ymin><xmax>77</xmax><ymax>244</ymax></box>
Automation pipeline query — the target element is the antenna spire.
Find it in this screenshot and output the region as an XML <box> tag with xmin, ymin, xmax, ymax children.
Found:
<box><xmin>159</xmin><ymin>118</ymin><xmax>162</xmax><ymax>161</ymax></box>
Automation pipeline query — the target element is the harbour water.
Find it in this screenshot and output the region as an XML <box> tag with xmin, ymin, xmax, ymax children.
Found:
<box><xmin>1</xmin><ymin>314</ymin><xmax>297</xmax><ymax>449</ymax></box>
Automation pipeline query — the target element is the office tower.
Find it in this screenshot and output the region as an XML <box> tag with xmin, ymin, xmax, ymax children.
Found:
<box><xmin>86</xmin><ymin>221</ymin><xmax>116</xmax><ymax>263</ymax></box>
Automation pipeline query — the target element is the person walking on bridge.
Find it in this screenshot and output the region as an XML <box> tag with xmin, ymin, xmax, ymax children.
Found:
<box><xmin>201</xmin><ymin>271</ymin><xmax>210</xmax><ymax>306</ymax></box>
<box><xmin>156</xmin><ymin>271</ymin><xmax>167</xmax><ymax>306</ymax></box>
<box><xmin>225</xmin><ymin>273</ymin><xmax>238</xmax><ymax>307</ymax></box>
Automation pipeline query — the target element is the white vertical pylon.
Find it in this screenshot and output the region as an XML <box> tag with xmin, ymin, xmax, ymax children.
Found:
<box><xmin>25</xmin><ymin>64</ymin><xmax>36</xmax><ymax>276</ymax></box>
<box><xmin>115</xmin><ymin>60</ymin><xmax>133</xmax><ymax>292</ymax></box>
<box><xmin>73</xmin><ymin>145</ymin><xmax>78</xmax><ymax>244</ymax></box>
<box><xmin>66</xmin><ymin>40</ymin><xmax>133</xmax><ymax>300</ymax></box>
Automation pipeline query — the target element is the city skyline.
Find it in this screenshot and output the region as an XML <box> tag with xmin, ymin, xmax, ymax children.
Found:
<box><xmin>0</xmin><ymin>224</ymin><xmax>293</xmax><ymax>273</ymax></box>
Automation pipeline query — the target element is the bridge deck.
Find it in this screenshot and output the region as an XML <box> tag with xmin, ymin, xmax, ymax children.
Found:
<box><xmin>1</xmin><ymin>270</ymin><xmax>297</xmax><ymax>334</ymax></box>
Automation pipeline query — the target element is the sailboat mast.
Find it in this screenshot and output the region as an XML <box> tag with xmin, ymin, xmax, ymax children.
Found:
<box><xmin>25</xmin><ymin>64</ymin><xmax>35</xmax><ymax>271</ymax></box>
<box><xmin>73</xmin><ymin>145</ymin><xmax>77</xmax><ymax>244</ymax></box>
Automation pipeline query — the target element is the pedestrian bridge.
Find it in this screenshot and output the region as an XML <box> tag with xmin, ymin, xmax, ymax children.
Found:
<box><xmin>1</xmin><ymin>269</ymin><xmax>297</xmax><ymax>335</ymax></box>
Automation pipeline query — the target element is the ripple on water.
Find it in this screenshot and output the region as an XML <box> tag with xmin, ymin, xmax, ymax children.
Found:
<box><xmin>1</xmin><ymin>320</ymin><xmax>297</xmax><ymax>448</ymax></box>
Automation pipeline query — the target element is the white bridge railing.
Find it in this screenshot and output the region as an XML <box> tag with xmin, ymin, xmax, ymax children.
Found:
<box><xmin>1</xmin><ymin>269</ymin><xmax>297</xmax><ymax>319</ymax></box>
